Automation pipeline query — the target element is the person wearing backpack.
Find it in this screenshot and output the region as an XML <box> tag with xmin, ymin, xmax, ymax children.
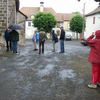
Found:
<box><xmin>51</xmin><ymin>29</ymin><xmax>58</xmax><ymax>52</ymax></box>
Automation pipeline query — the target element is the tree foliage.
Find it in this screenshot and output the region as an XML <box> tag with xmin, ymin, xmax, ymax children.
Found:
<box><xmin>32</xmin><ymin>12</ymin><xmax>57</xmax><ymax>33</ymax></box>
<box><xmin>94</xmin><ymin>0</ymin><xmax>100</xmax><ymax>2</ymax></box>
<box><xmin>70</xmin><ymin>14</ymin><xmax>85</xmax><ymax>33</ymax></box>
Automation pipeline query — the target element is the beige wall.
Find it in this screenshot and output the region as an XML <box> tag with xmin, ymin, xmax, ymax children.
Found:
<box><xmin>17</xmin><ymin>12</ymin><xmax>26</xmax><ymax>46</ymax></box>
<box><xmin>63</xmin><ymin>21</ymin><xmax>70</xmax><ymax>31</ymax></box>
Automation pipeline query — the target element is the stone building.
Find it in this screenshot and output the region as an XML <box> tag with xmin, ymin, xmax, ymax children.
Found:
<box><xmin>0</xmin><ymin>0</ymin><xmax>26</xmax><ymax>49</ymax></box>
<box><xmin>0</xmin><ymin>0</ymin><xmax>19</xmax><ymax>47</ymax></box>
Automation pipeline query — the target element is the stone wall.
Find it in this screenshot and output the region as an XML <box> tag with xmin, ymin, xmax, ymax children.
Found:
<box><xmin>0</xmin><ymin>0</ymin><xmax>7</xmax><ymax>46</ymax></box>
<box><xmin>0</xmin><ymin>0</ymin><xmax>16</xmax><ymax>48</ymax></box>
<box><xmin>0</xmin><ymin>0</ymin><xmax>26</xmax><ymax>49</ymax></box>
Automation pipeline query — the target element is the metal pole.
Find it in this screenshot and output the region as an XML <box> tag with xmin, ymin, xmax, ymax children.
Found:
<box><xmin>6</xmin><ymin>0</ymin><xmax>8</xmax><ymax>27</ymax></box>
<box><xmin>82</xmin><ymin>3</ymin><xmax>85</xmax><ymax>39</ymax></box>
<box><xmin>15</xmin><ymin>5</ymin><xmax>17</xmax><ymax>24</ymax></box>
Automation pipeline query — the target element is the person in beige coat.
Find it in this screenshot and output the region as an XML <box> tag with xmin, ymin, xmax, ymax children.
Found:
<box><xmin>39</xmin><ymin>30</ymin><xmax>47</xmax><ymax>54</ymax></box>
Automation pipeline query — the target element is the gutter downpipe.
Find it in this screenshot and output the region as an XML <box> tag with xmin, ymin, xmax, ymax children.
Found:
<box><xmin>6</xmin><ymin>0</ymin><xmax>8</xmax><ymax>28</ymax></box>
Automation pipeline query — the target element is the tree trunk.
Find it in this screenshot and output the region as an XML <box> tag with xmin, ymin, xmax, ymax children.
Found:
<box><xmin>76</xmin><ymin>33</ymin><xmax>78</xmax><ymax>40</ymax></box>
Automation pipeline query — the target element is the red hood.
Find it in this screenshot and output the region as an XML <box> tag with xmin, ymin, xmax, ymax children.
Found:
<box><xmin>95</xmin><ymin>30</ymin><xmax>100</xmax><ymax>39</ymax></box>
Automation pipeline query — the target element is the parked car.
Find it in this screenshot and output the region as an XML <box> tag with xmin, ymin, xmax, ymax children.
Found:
<box><xmin>65</xmin><ymin>31</ymin><xmax>72</xmax><ymax>40</ymax></box>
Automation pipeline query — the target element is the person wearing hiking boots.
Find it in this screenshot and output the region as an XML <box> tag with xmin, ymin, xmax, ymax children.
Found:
<box><xmin>86</xmin><ymin>30</ymin><xmax>100</xmax><ymax>89</ymax></box>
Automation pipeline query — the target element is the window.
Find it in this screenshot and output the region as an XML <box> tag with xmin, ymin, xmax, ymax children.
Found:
<box><xmin>28</xmin><ymin>22</ymin><xmax>31</xmax><ymax>26</ymax></box>
<box><xmin>93</xmin><ymin>17</ymin><xmax>95</xmax><ymax>24</ymax></box>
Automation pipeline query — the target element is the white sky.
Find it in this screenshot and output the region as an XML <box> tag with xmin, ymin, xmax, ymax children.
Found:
<box><xmin>20</xmin><ymin>0</ymin><xmax>99</xmax><ymax>14</ymax></box>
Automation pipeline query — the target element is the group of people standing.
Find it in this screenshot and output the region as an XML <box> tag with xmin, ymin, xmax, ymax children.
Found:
<box><xmin>32</xmin><ymin>27</ymin><xmax>65</xmax><ymax>54</ymax></box>
<box><xmin>4</xmin><ymin>28</ymin><xmax>19</xmax><ymax>54</ymax></box>
<box><xmin>32</xmin><ymin>28</ymin><xmax>100</xmax><ymax>89</ymax></box>
<box><xmin>4</xmin><ymin>26</ymin><xmax>100</xmax><ymax>89</ymax></box>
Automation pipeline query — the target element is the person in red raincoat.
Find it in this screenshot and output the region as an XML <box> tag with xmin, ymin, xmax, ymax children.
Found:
<box><xmin>86</xmin><ymin>30</ymin><xmax>100</xmax><ymax>89</ymax></box>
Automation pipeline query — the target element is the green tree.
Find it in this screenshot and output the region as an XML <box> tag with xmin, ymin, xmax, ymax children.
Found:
<box><xmin>32</xmin><ymin>12</ymin><xmax>57</xmax><ymax>33</ymax></box>
<box><xmin>94</xmin><ymin>0</ymin><xmax>100</xmax><ymax>2</ymax></box>
<box><xmin>70</xmin><ymin>14</ymin><xmax>85</xmax><ymax>39</ymax></box>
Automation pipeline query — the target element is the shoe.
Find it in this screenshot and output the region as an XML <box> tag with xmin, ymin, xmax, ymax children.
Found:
<box><xmin>34</xmin><ymin>49</ymin><xmax>38</xmax><ymax>51</ymax></box>
<box><xmin>52</xmin><ymin>50</ymin><xmax>55</xmax><ymax>52</ymax></box>
<box><xmin>88</xmin><ymin>84</ymin><xmax>97</xmax><ymax>89</ymax></box>
<box><xmin>97</xmin><ymin>83</ymin><xmax>100</xmax><ymax>87</ymax></box>
<box><xmin>16</xmin><ymin>52</ymin><xmax>19</xmax><ymax>54</ymax></box>
<box><xmin>59</xmin><ymin>52</ymin><xmax>64</xmax><ymax>53</ymax></box>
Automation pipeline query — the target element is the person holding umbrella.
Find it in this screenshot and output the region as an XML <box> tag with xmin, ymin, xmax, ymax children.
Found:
<box><xmin>9</xmin><ymin>25</ymin><xmax>19</xmax><ymax>54</ymax></box>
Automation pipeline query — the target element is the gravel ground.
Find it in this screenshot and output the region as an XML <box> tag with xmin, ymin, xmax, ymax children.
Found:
<box><xmin>0</xmin><ymin>40</ymin><xmax>100</xmax><ymax>100</ymax></box>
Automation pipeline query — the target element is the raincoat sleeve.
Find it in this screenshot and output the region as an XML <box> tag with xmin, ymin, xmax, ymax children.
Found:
<box><xmin>86</xmin><ymin>35</ymin><xmax>96</xmax><ymax>47</ymax></box>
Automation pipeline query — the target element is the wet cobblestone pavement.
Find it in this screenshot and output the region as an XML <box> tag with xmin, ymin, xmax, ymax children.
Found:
<box><xmin>0</xmin><ymin>40</ymin><xmax>100</xmax><ymax>100</ymax></box>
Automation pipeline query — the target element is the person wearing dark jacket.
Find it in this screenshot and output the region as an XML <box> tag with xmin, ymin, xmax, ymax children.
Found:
<box><xmin>51</xmin><ymin>30</ymin><xmax>58</xmax><ymax>52</ymax></box>
<box><xmin>86</xmin><ymin>30</ymin><xmax>100</xmax><ymax>89</ymax></box>
<box><xmin>10</xmin><ymin>29</ymin><xmax>19</xmax><ymax>53</ymax></box>
<box><xmin>59</xmin><ymin>27</ymin><xmax>65</xmax><ymax>53</ymax></box>
<box><xmin>4</xmin><ymin>28</ymin><xmax>12</xmax><ymax>51</ymax></box>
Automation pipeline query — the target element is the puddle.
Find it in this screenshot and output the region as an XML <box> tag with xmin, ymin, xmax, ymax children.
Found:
<box><xmin>59</xmin><ymin>69</ymin><xmax>76</xmax><ymax>80</ymax></box>
<box><xmin>45</xmin><ymin>56</ymin><xmax>60</xmax><ymax>62</ymax></box>
<box><xmin>37</xmin><ymin>64</ymin><xmax>55</xmax><ymax>77</ymax></box>
<box><xmin>0</xmin><ymin>68</ymin><xmax>6</xmax><ymax>73</ymax></box>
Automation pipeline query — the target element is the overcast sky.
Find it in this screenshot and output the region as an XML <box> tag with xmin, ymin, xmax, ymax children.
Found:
<box><xmin>20</xmin><ymin>0</ymin><xmax>99</xmax><ymax>14</ymax></box>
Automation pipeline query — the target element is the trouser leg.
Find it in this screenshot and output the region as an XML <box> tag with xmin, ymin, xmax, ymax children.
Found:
<box><xmin>53</xmin><ymin>41</ymin><xmax>55</xmax><ymax>52</ymax></box>
<box><xmin>39</xmin><ymin>41</ymin><xmax>41</xmax><ymax>54</ymax></box>
<box><xmin>9</xmin><ymin>41</ymin><xmax>12</xmax><ymax>51</ymax></box>
<box><xmin>6</xmin><ymin>40</ymin><xmax>9</xmax><ymax>51</ymax></box>
<box><xmin>92</xmin><ymin>63</ymin><xmax>100</xmax><ymax>84</ymax></box>
<box><xmin>12</xmin><ymin>41</ymin><xmax>17</xmax><ymax>53</ymax></box>
<box><xmin>42</xmin><ymin>41</ymin><xmax>44</xmax><ymax>54</ymax></box>
<box><xmin>33</xmin><ymin>41</ymin><xmax>36</xmax><ymax>49</ymax></box>
<box><xmin>60</xmin><ymin>40</ymin><xmax>64</xmax><ymax>53</ymax></box>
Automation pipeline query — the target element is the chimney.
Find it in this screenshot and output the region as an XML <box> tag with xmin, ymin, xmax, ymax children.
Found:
<box><xmin>40</xmin><ymin>1</ymin><xmax>44</xmax><ymax>12</ymax></box>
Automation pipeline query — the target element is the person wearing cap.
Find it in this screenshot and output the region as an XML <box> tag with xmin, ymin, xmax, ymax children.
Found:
<box><xmin>86</xmin><ymin>30</ymin><xmax>100</xmax><ymax>89</ymax></box>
